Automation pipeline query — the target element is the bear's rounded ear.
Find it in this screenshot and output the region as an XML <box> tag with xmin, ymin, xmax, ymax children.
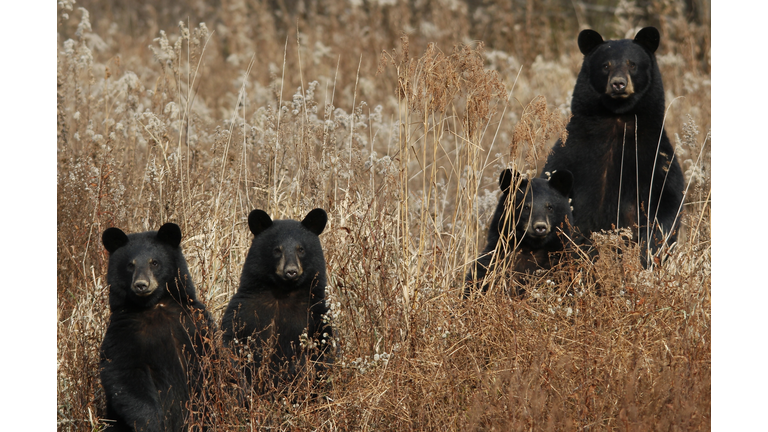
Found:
<box><xmin>302</xmin><ymin>208</ymin><xmax>328</xmax><ymax>236</ymax></box>
<box><xmin>499</xmin><ymin>169</ymin><xmax>527</xmax><ymax>193</ymax></box>
<box><xmin>578</xmin><ymin>29</ymin><xmax>604</xmax><ymax>55</ymax></box>
<box><xmin>157</xmin><ymin>223</ymin><xmax>182</xmax><ymax>248</ymax></box>
<box><xmin>102</xmin><ymin>228</ymin><xmax>129</xmax><ymax>254</ymax></box>
<box><xmin>248</xmin><ymin>210</ymin><xmax>273</xmax><ymax>236</ymax></box>
<box><xmin>548</xmin><ymin>170</ymin><xmax>574</xmax><ymax>197</ymax></box>
<box><xmin>634</xmin><ymin>27</ymin><xmax>660</xmax><ymax>53</ymax></box>
<box><xmin>498</xmin><ymin>169</ymin><xmax>516</xmax><ymax>193</ymax></box>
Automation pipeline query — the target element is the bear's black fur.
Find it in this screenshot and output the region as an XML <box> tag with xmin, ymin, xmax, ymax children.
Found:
<box><xmin>465</xmin><ymin>169</ymin><xmax>574</xmax><ymax>297</ymax></box>
<box><xmin>100</xmin><ymin>223</ymin><xmax>214</xmax><ymax>432</ymax></box>
<box><xmin>221</xmin><ymin>208</ymin><xmax>331</xmax><ymax>388</ymax></box>
<box><xmin>542</xmin><ymin>27</ymin><xmax>685</xmax><ymax>266</ymax></box>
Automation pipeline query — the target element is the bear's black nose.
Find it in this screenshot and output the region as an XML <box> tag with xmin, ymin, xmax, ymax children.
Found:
<box><xmin>284</xmin><ymin>269</ymin><xmax>299</xmax><ymax>280</ymax></box>
<box><xmin>611</xmin><ymin>78</ymin><xmax>626</xmax><ymax>92</ymax></box>
<box><xmin>533</xmin><ymin>222</ymin><xmax>548</xmax><ymax>236</ymax></box>
<box><xmin>133</xmin><ymin>281</ymin><xmax>150</xmax><ymax>293</ymax></box>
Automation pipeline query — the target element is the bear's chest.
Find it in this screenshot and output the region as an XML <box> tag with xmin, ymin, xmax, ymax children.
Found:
<box><xmin>257</xmin><ymin>290</ymin><xmax>310</xmax><ymax>321</ymax></box>
<box><xmin>103</xmin><ymin>302</ymin><xmax>197</xmax><ymax>380</ymax></box>
<box><xmin>129</xmin><ymin>304</ymin><xmax>193</xmax><ymax>356</ymax></box>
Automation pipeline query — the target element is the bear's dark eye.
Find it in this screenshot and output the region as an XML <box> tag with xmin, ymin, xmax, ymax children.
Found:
<box><xmin>150</xmin><ymin>260</ymin><xmax>159</xmax><ymax>268</ymax></box>
<box><xmin>297</xmin><ymin>246</ymin><xmax>305</xmax><ymax>256</ymax></box>
<box><xmin>523</xmin><ymin>204</ymin><xmax>531</xmax><ymax>211</ymax></box>
<box><xmin>628</xmin><ymin>61</ymin><xmax>636</xmax><ymax>70</ymax></box>
<box><xmin>273</xmin><ymin>247</ymin><xmax>282</xmax><ymax>257</ymax></box>
<box><xmin>127</xmin><ymin>262</ymin><xmax>135</xmax><ymax>272</ymax></box>
<box><xmin>602</xmin><ymin>63</ymin><xmax>610</xmax><ymax>71</ymax></box>
<box><xmin>546</xmin><ymin>204</ymin><xmax>554</xmax><ymax>212</ymax></box>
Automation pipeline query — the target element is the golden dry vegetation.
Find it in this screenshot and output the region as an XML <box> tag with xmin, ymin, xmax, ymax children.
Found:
<box><xmin>57</xmin><ymin>0</ymin><xmax>710</xmax><ymax>430</ymax></box>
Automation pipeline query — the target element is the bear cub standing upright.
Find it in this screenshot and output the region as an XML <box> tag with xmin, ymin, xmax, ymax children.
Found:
<box><xmin>222</xmin><ymin>208</ymin><xmax>332</xmax><ymax>388</ymax></box>
<box><xmin>100</xmin><ymin>223</ymin><xmax>214</xmax><ymax>432</ymax></box>
<box><xmin>465</xmin><ymin>169</ymin><xmax>574</xmax><ymax>297</ymax></box>
<box><xmin>541</xmin><ymin>27</ymin><xmax>684</xmax><ymax>266</ymax></box>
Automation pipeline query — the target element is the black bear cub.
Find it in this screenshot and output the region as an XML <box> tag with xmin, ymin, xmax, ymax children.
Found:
<box><xmin>465</xmin><ymin>169</ymin><xmax>574</xmax><ymax>297</ymax></box>
<box><xmin>542</xmin><ymin>27</ymin><xmax>685</xmax><ymax>266</ymax></box>
<box><xmin>222</xmin><ymin>208</ymin><xmax>331</xmax><ymax>389</ymax></box>
<box><xmin>100</xmin><ymin>223</ymin><xmax>214</xmax><ymax>432</ymax></box>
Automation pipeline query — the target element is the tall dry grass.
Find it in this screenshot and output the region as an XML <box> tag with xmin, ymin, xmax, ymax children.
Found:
<box><xmin>57</xmin><ymin>0</ymin><xmax>710</xmax><ymax>430</ymax></box>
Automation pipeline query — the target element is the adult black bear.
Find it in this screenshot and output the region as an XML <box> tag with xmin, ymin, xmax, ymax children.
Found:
<box><xmin>542</xmin><ymin>27</ymin><xmax>685</xmax><ymax>266</ymax></box>
<box><xmin>465</xmin><ymin>169</ymin><xmax>574</xmax><ymax>297</ymax></box>
<box><xmin>100</xmin><ymin>223</ymin><xmax>214</xmax><ymax>432</ymax></box>
<box><xmin>221</xmin><ymin>208</ymin><xmax>332</xmax><ymax>389</ymax></box>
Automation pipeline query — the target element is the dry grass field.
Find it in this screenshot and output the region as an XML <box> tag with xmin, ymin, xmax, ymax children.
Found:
<box><xmin>56</xmin><ymin>0</ymin><xmax>711</xmax><ymax>430</ymax></box>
